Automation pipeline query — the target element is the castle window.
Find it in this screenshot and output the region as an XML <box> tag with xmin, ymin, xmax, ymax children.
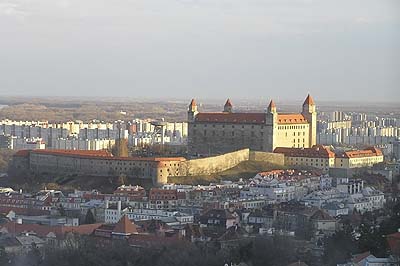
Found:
<box><xmin>204</xmin><ymin>130</ymin><xmax>207</xmax><ymax>136</ymax></box>
<box><xmin>232</xmin><ymin>132</ymin><xmax>235</xmax><ymax>136</ymax></box>
<box><xmin>212</xmin><ymin>125</ymin><xmax>215</xmax><ymax>128</ymax></box>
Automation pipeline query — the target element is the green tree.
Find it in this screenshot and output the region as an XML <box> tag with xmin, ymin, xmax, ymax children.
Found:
<box><xmin>84</xmin><ymin>209</ymin><xmax>96</xmax><ymax>224</ymax></box>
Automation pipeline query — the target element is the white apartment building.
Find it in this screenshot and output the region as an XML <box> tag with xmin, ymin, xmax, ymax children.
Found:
<box><xmin>105</xmin><ymin>201</ymin><xmax>193</xmax><ymax>224</ymax></box>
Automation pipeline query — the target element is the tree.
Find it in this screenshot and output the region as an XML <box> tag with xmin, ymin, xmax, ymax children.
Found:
<box><xmin>112</xmin><ymin>139</ymin><xmax>129</xmax><ymax>157</ymax></box>
<box><xmin>323</xmin><ymin>222</ymin><xmax>359</xmax><ymax>266</ymax></box>
<box><xmin>117</xmin><ymin>174</ymin><xmax>127</xmax><ymax>186</ymax></box>
<box><xmin>357</xmin><ymin>222</ymin><xmax>388</xmax><ymax>257</ymax></box>
<box><xmin>84</xmin><ymin>209</ymin><xmax>96</xmax><ymax>224</ymax></box>
<box><xmin>0</xmin><ymin>245</ymin><xmax>10</xmax><ymax>265</ymax></box>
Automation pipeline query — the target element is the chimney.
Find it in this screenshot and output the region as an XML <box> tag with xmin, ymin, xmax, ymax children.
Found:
<box><xmin>105</xmin><ymin>200</ymin><xmax>109</xmax><ymax>209</ymax></box>
<box><xmin>117</xmin><ymin>201</ymin><xmax>122</xmax><ymax>212</ymax></box>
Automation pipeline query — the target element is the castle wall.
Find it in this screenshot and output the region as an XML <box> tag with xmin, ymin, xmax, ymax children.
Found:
<box><xmin>249</xmin><ymin>151</ymin><xmax>284</xmax><ymax>165</ymax></box>
<box><xmin>182</xmin><ymin>148</ymin><xmax>250</xmax><ymax>176</ymax></box>
<box><xmin>29</xmin><ymin>153</ymin><xmax>161</xmax><ymax>178</ymax></box>
<box><xmin>10</xmin><ymin>149</ymin><xmax>285</xmax><ymax>185</ymax></box>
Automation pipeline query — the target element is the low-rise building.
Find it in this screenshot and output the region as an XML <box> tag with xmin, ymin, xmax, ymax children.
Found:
<box><xmin>104</xmin><ymin>201</ymin><xmax>193</xmax><ymax>225</ymax></box>
<box><xmin>335</xmin><ymin>147</ymin><xmax>384</xmax><ymax>169</ymax></box>
<box><xmin>274</xmin><ymin>145</ymin><xmax>335</xmax><ymax>172</ymax></box>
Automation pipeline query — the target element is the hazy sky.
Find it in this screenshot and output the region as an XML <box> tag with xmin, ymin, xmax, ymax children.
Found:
<box><xmin>0</xmin><ymin>0</ymin><xmax>399</xmax><ymax>102</ymax></box>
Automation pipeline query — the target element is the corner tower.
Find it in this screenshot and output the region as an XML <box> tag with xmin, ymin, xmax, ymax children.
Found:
<box><xmin>301</xmin><ymin>94</ymin><xmax>317</xmax><ymax>146</ymax></box>
<box><xmin>265</xmin><ymin>100</ymin><xmax>278</xmax><ymax>151</ymax></box>
<box><xmin>187</xmin><ymin>99</ymin><xmax>198</xmax><ymax>122</ymax></box>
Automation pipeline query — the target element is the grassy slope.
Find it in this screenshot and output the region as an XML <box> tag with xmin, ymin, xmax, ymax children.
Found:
<box><xmin>168</xmin><ymin>160</ymin><xmax>287</xmax><ymax>185</ymax></box>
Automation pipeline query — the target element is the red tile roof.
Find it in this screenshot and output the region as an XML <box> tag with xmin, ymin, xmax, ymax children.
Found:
<box><xmin>277</xmin><ymin>114</ymin><xmax>308</xmax><ymax>124</ymax></box>
<box><xmin>32</xmin><ymin>149</ymin><xmax>111</xmax><ymax>157</ymax></box>
<box><xmin>303</xmin><ymin>94</ymin><xmax>315</xmax><ymax>106</ymax></box>
<box><xmin>195</xmin><ymin>112</ymin><xmax>265</xmax><ymax>124</ymax></box>
<box><xmin>20</xmin><ymin>149</ymin><xmax>186</xmax><ymax>162</ymax></box>
<box><xmin>268</xmin><ymin>100</ymin><xmax>276</xmax><ymax>109</ymax></box>
<box><xmin>113</xmin><ymin>215</ymin><xmax>138</xmax><ymax>235</ymax></box>
<box><xmin>14</xmin><ymin>150</ymin><xmax>30</xmax><ymax>157</ymax></box>
<box><xmin>387</xmin><ymin>232</ymin><xmax>400</xmax><ymax>255</ymax></box>
<box><xmin>63</xmin><ymin>224</ymin><xmax>103</xmax><ymax>236</ymax></box>
<box><xmin>195</xmin><ymin>111</ymin><xmax>309</xmax><ymax>125</ymax></box>
<box><xmin>338</xmin><ymin>147</ymin><xmax>383</xmax><ymax>158</ymax></box>
<box><xmin>0</xmin><ymin>221</ymin><xmax>102</xmax><ymax>239</ymax></box>
<box><xmin>274</xmin><ymin>145</ymin><xmax>335</xmax><ymax>158</ymax></box>
<box><xmin>352</xmin><ymin>251</ymin><xmax>371</xmax><ymax>263</ymax></box>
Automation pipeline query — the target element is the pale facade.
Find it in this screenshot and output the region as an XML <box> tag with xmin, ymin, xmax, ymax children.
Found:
<box><xmin>274</xmin><ymin>145</ymin><xmax>335</xmax><ymax>172</ymax></box>
<box><xmin>187</xmin><ymin>95</ymin><xmax>317</xmax><ymax>155</ymax></box>
<box><xmin>274</xmin><ymin>146</ymin><xmax>384</xmax><ymax>171</ymax></box>
<box><xmin>335</xmin><ymin>147</ymin><xmax>384</xmax><ymax>168</ymax></box>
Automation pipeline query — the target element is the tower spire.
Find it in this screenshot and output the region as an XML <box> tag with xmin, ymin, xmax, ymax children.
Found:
<box><xmin>303</xmin><ymin>94</ymin><xmax>315</xmax><ymax>106</ymax></box>
<box><xmin>223</xmin><ymin>99</ymin><xmax>233</xmax><ymax>112</ymax></box>
<box><xmin>189</xmin><ymin>98</ymin><xmax>197</xmax><ymax>108</ymax></box>
<box><xmin>267</xmin><ymin>99</ymin><xmax>276</xmax><ymax>112</ymax></box>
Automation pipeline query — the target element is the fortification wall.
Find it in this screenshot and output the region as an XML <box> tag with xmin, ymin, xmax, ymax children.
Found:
<box><xmin>9</xmin><ymin>149</ymin><xmax>285</xmax><ymax>185</ymax></box>
<box><xmin>249</xmin><ymin>151</ymin><xmax>284</xmax><ymax>165</ymax></box>
<box><xmin>181</xmin><ymin>149</ymin><xmax>250</xmax><ymax>176</ymax></box>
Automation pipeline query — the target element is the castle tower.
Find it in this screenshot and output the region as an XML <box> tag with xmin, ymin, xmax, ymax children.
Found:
<box><xmin>187</xmin><ymin>99</ymin><xmax>198</xmax><ymax>122</ymax></box>
<box><xmin>223</xmin><ymin>99</ymin><xmax>233</xmax><ymax>113</ymax></box>
<box><xmin>265</xmin><ymin>100</ymin><xmax>278</xmax><ymax>151</ymax></box>
<box><xmin>301</xmin><ymin>94</ymin><xmax>317</xmax><ymax>146</ymax></box>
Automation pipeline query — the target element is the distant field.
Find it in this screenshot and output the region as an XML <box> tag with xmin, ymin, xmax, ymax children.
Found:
<box><xmin>1</xmin><ymin>96</ymin><xmax>398</xmax><ymax>122</ymax></box>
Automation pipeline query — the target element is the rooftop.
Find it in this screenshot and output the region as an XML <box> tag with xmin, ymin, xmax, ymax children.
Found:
<box><xmin>274</xmin><ymin>145</ymin><xmax>335</xmax><ymax>158</ymax></box>
<box><xmin>15</xmin><ymin>149</ymin><xmax>186</xmax><ymax>162</ymax></box>
<box><xmin>338</xmin><ymin>147</ymin><xmax>383</xmax><ymax>159</ymax></box>
<box><xmin>194</xmin><ymin>112</ymin><xmax>308</xmax><ymax>124</ymax></box>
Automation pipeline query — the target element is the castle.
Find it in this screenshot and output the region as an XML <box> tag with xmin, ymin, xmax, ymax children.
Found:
<box><xmin>10</xmin><ymin>148</ymin><xmax>283</xmax><ymax>185</ymax></box>
<box><xmin>188</xmin><ymin>95</ymin><xmax>317</xmax><ymax>156</ymax></box>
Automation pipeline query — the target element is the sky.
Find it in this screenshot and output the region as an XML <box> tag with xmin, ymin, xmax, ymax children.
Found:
<box><xmin>0</xmin><ymin>0</ymin><xmax>399</xmax><ymax>102</ymax></box>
